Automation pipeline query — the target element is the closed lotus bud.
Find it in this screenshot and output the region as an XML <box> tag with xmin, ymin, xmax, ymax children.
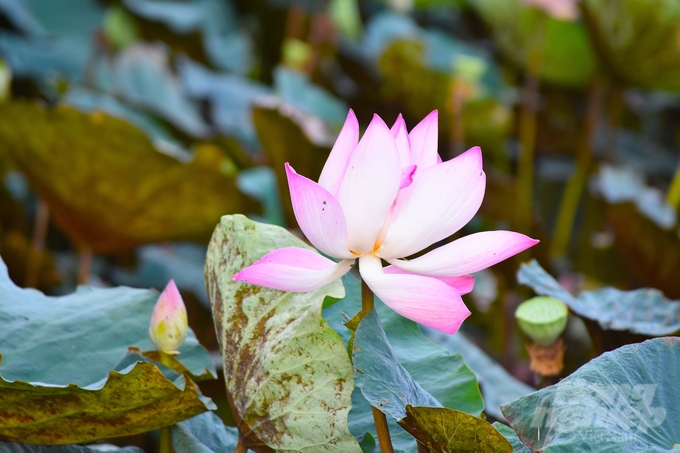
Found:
<box><xmin>149</xmin><ymin>280</ymin><xmax>187</xmax><ymax>354</ymax></box>
<box><xmin>515</xmin><ymin>296</ymin><xmax>568</xmax><ymax>346</ymax></box>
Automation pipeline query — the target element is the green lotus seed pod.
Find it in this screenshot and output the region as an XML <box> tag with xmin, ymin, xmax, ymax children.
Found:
<box><xmin>515</xmin><ymin>296</ymin><xmax>568</xmax><ymax>346</ymax></box>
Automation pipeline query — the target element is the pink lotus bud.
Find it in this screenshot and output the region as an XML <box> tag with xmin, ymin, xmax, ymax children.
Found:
<box><xmin>149</xmin><ymin>280</ymin><xmax>188</xmax><ymax>354</ymax></box>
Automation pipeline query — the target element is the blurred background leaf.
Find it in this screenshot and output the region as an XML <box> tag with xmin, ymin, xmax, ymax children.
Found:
<box><xmin>0</xmin><ymin>102</ymin><xmax>259</xmax><ymax>253</ymax></box>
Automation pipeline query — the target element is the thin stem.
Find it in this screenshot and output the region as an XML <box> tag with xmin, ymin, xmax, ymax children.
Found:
<box><xmin>361</xmin><ymin>280</ymin><xmax>394</xmax><ymax>453</ymax></box>
<box><xmin>667</xmin><ymin>158</ymin><xmax>680</xmax><ymax>209</ymax></box>
<box><xmin>604</xmin><ymin>85</ymin><xmax>624</xmax><ymax>162</ymax></box>
<box><xmin>372</xmin><ymin>407</ymin><xmax>394</xmax><ymax>453</ymax></box>
<box><xmin>515</xmin><ymin>16</ymin><xmax>546</xmax><ymax>235</ymax></box>
<box><xmin>158</xmin><ymin>426</ymin><xmax>172</xmax><ymax>453</ymax></box>
<box><xmin>360</xmin><ymin>279</ymin><xmax>374</xmax><ymax>317</ymax></box>
<box><xmin>158</xmin><ymin>351</ymin><xmax>174</xmax><ymax>453</ymax></box>
<box><xmin>549</xmin><ymin>82</ymin><xmax>604</xmax><ymax>260</ymax></box>
<box><xmin>25</xmin><ymin>199</ymin><xmax>49</xmax><ymax>288</ymax></box>
<box><xmin>516</xmin><ymin>73</ymin><xmax>538</xmax><ymax>235</ymax></box>
<box><xmin>77</xmin><ymin>248</ymin><xmax>93</xmax><ymax>285</ymax></box>
<box><xmin>417</xmin><ymin>441</ymin><xmax>430</xmax><ymax>452</ymax></box>
<box><xmin>667</xmin><ymin>132</ymin><xmax>680</xmax><ymax>209</ymax></box>
<box><xmin>234</xmin><ymin>441</ymin><xmax>247</xmax><ymax>453</ymax></box>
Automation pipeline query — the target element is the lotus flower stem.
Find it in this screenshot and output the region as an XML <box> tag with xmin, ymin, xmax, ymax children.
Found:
<box><xmin>25</xmin><ymin>198</ymin><xmax>49</xmax><ymax>288</ymax></box>
<box><xmin>516</xmin><ymin>73</ymin><xmax>538</xmax><ymax>235</ymax></box>
<box><xmin>77</xmin><ymin>248</ymin><xmax>92</xmax><ymax>285</ymax></box>
<box><xmin>668</xmin><ymin>166</ymin><xmax>680</xmax><ymax>208</ymax></box>
<box><xmin>667</xmin><ymin>140</ymin><xmax>680</xmax><ymax>209</ymax></box>
<box><xmin>360</xmin><ymin>279</ymin><xmax>395</xmax><ymax>453</ymax></box>
<box><xmin>360</xmin><ymin>279</ymin><xmax>374</xmax><ymax>317</ymax></box>
<box><xmin>550</xmin><ymin>82</ymin><xmax>604</xmax><ymax>259</ymax></box>
<box><xmin>604</xmin><ymin>85</ymin><xmax>624</xmax><ymax>161</ymax></box>
<box><xmin>158</xmin><ymin>425</ymin><xmax>172</xmax><ymax>453</ymax></box>
<box><xmin>515</xmin><ymin>16</ymin><xmax>546</xmax><ymax>235</ymax></box>
<box><xmin>157</xmin><ymin>351</ymin><xmax>174</xmax><ymax>453</ymax></box>
<box><xmin>234</xmin><ymin>440</ymin><xmax>247</xmax><ymax>453</ymax></box>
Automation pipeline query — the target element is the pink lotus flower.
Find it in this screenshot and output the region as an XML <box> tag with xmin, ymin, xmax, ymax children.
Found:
<box><xmin>149</xmin><ymin>280</ymin><xmax>188</xmax><ymax>354</ymax></box>
<box><xmin>234</xmin><ymin>111</ymin><xmax>538</xmax><ymax>334</ymax></box>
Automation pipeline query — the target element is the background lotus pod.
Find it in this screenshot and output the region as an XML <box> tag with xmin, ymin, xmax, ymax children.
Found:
<box><xmin>149</xmin><ymin>280</ymin><xmax>188</xmax><ymax>354</ymax></box>
<box><xmin>580</xmin><ymin>0</ymin><xmax>680</xmax><ymax>92</ymax></box>
<box><xmin>0</xmin><ymin>102</ymin><xmax>260</xmax><ymax>253</ymax></box>
<box><xmin>515</xmin><ymin>296</ymin><xmax>568</xmax><ymax>345</ymax></box>
<box><xmin>469</xmin><ymin>0</ymin><xmax>597</xmax><ymax>87</ymax></box>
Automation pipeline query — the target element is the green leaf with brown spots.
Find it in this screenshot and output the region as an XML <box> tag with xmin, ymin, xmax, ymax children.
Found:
<box><xmin>398</xmin><ymin>405</ymin><xmax>512</xmax><ymax>453</ymax></box>
<box><xmin>205</xmin><ymin>214</ymin><xmax>361</xmax><ymax>453</ymax></box>
<box><xmin>0</xmin><ymin>101</ymin><xmax>260</xmax><ymax>253</ymax></box>
<box><xmin>0</xmin><ymin>361</ymin><xmax>213</xmax><ymax>445</ymax></box>
<box><xmin>0</xmin><ymin>254</ymin><xmax>216</xmax><ymax>444</ymax></box>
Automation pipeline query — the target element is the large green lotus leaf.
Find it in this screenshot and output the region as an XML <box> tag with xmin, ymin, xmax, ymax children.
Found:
<box><xmin>469</xmin><ymin>0</ymin><xmax>597</xmax><ymax>87</ymax></box>
<box><xmin>518</xmin><ymin>260</ymin><xmax>680</xmax><ymax>335</ymax></box>
<box><xmin>327</xmin><ymin>275</ymin><xmax>484</xmax><ymax>415</ymax></box>
<box><xmin>425</xmin><ymin>330</ymin><xmax>534</xmax><ymax>420</ymax></box>
<box><xmin>252</xmin><ymin>104</ymin><xmax>333</xmax><ymax>227</ymax></box>
<box><xmin>398</xmin><ymin>405</ymin><xmax>511</xmax><ymax>453</ymax></box>
<box><xmin>492</xmin><ymin>423</ymin><xmax>531</xmax><ymax>453</ymax></box>
<box><xmin>0</xmin><ymin>102</ymin><xmax>259</xmax><ymax>253</ymax></box>
<box><xmin>172</xmin><ymin>411</ymin><xmax>239</xmax><ymax>453</ymax></box>
<box><xmin>204</xmin><ymin>214</ymin><xmax>360</xmax><ymax>453</ymax></box>
<box><xmin>352</xmin><ymin>310</ymin><xmax>443</xmax><ymax>419</ymax></box>
<box><xmin>353</xmin><ymin>311</ymin><xmax>505</xmax><ymax>452</ymax></box>
<box><xmin>502</xmin><ymin>337</ymin><xmax>680</xmax><ymax>451</ymax></box>
<box><xmin>0</xmin><ymin>254</ymin><xmax>215</xmax><ymax>443</ymax></box>
<box><xmin>0</xmin><ymin>442</ymin><xmax>142</xmax><ymax>453</ymax></box>
<box><xmin>0</xmin><ymin>255</ymin><xmax>215</xmax><ymax>386</ymax></box>
<box><xmin>0</xmin><ymin>361</ymin><xmax>213</xmax><ymax>444</ymax></box>
<box><xmin>323</xmin><ymin>273</ymin><xmax>484</xmax><ymax>452</ymax></box>
<box><xmin>581</xmin><ymin>0</ymin><xmax>680</xmax><ymax>92</ymax></box>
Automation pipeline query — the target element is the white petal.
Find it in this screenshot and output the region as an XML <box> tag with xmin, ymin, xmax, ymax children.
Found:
<box><xmin>359</xmin><ymin>254</ymin><xmax>470</xmax><ymax>334</ymax></box>
<box><xmin>286</xmin><ymin>163</ymin><xmax>354</xmax><ymax>259</ymax></box>
<box><xmin>384</xmin><ymin>266</ymin><xmax>475</xmax><ymax>295</ymax></box>
<box><xmin>318</xmin><ymin>109</ymin><xmax>359</xmax><ymax>196</ymax></box>
<box><xmin>233</xmin><ymin>247</ymin><xmax>354</xmax><ymax>292</ymax></box>
<box><xmin>408</xmin><ymin>110</ymin><xmax>439</xmax><ymax>169</ymax></box>
<box><xmin>379</xmin><ymin>146</ymin><xmax>485</xmax><ymax>259</ymax></box>
<box><xmin>391</xmin><ymin>114</ymin><xmax>412</xmax><ymax>169</ymax></box>
<box><xmin>388</xmin><ymin>231</ymin><xmax>539</xmax><ymax>277</ymax></box>
<box><xmin>337</xmin><ymin>114</ymin><xmax>401</xmax><ymax>255</ymax></box>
